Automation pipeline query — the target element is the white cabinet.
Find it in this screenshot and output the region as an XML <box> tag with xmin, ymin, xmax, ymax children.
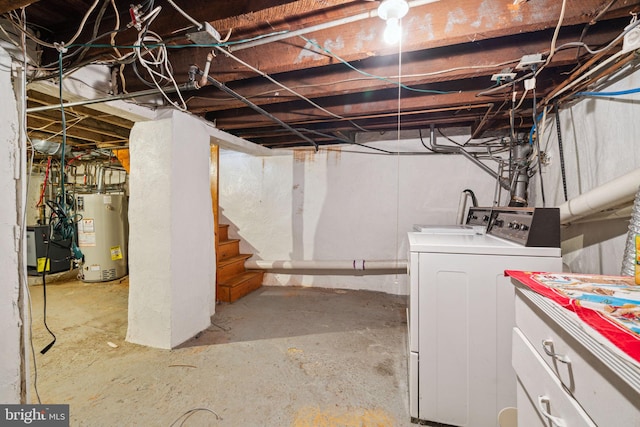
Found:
<box><xmin>511</xmin><ymin>283</ymin><xmax>640</xmax><ymax>427</ymax></box>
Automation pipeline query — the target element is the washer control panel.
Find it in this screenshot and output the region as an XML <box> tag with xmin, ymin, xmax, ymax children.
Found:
<box><xmin>487</xmin><ymin>207</ymin><xmax>560</xmax><ymax>247</ymax></box>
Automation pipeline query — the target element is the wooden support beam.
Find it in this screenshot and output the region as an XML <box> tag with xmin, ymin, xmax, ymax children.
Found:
<box><xmin>27</xmin><ymin>111</ymin><xmax>131</xmax><ymax>139</ymax></box>
<box><xmin>0</xmin><ymin>0</ymin><xmax>39</xmax><ymax>14</ymax></box>
<box><xmin>185</xmin><ymin>25</ymin><xmax>621</xmax><ymax>113</ymax></box>
<box><xmin>27</xmin><ymin>91</ymin><xmax>136</xmax><ymax>129</ymax></box>
<box><xmin>208</xmin><ymin>89</ymin><xmax>504</xmax><ymax>130</ymax></box>
<box><xmin>27</xmin><ymin>130</ymin><xmax>88</xmax><ymax>147</ymax></box>
<box><xmin>165</xmin><ymin>0</ymin><xmax>640</xmax><ymax>85</ymax></box>
<box><xmin>210</xmin><ymin>144</ymin><xmax>219</xmax><ymax>270</ymax></box>
<box><xmin>27</xmin><ymin>116</ymin><xmax>114</xmax><ymax>144</ymax></box>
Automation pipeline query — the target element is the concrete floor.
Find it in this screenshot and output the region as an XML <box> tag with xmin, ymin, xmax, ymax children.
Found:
<box><xmin>28</xmin><ymin>277</ymin><xmax>410</xmax><ymax>426</ymax></box>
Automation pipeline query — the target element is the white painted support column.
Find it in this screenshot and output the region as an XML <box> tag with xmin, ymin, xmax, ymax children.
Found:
<box><xmin>0</xmin><ymin>47</ymin><xmax>24</xmax><ymax>402</ymax></box>
<box><xmin>127</xmin><ymin>110</ymin><xmax>215</xmax><ymax>349</ymax></box>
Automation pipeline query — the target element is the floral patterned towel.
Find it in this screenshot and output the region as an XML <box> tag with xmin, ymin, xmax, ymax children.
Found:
<box><xmin>506</xmin><ymin>270</ymin><xmax>640</xmax><ymax>364</ymax></box>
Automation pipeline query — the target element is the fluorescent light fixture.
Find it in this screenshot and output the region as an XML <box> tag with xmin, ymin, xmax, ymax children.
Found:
<box><xmin>378</xmin><ymin>0</ymin><xmax>409</xmax><ymax>44</ymax></box>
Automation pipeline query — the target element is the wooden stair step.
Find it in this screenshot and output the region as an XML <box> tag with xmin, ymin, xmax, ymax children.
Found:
<box><xmin>218</xmin><ymin>253</ymin><xmax>251</xmax><ymax>267</ymax></box>
<box><xmin>217</xmin><ymin>253</ymin><xmax>252</xmax><ymax>283</ymax></box>
<box><xmin>217</xmin><ymin>271</ymin><xmax>264</xmax><ymax>303</ymax></box>
<box><xmin>218</xmin><ymin>224</ymin><xmax>229</xmax><ymax>242</ymax></box>
<box><xmin>217</xmin><ymin>238</ymin><xmax>240</xmax><ymax>261</ymax></box>
<box><xmin>219</xmin><ymin>270</ymin><xmax>264</xmax><ymax>288</ymax></box>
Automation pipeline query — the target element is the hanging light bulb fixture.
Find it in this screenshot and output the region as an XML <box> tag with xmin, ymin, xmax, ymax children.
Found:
<box><xmin>378</xmin><ymin>0</ymin><xmax>409</xmax><ymax>44</ymax></box>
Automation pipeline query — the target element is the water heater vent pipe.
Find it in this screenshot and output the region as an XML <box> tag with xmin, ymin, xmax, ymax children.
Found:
<box><xmin>96</xmin><ymin>165</ymin><xmax>105</xmax><ymax>193</ymax></box>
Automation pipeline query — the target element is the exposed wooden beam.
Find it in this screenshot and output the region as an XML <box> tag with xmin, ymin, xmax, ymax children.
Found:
<box><xmin>28</xmin><ymin>111</ymin><xmax>131</xmax><ymax>139</ymax></box>
<box><xmin>212</xmin><ymin>0</ymin><xmax>365</xmax><ymax>35</ymax></box>
<box><xmin>185</xmin><ymin>25</ymin><xmax>621</xmax><ymax>113</ymax></box>
<box><xmin>0</xmin><ymin>0</ymin><xmax>40</xmax><ymax>14</ymax></box>
<box><xmin>26</xmin><ymin>91</ymin><xmax>136</xmax><ymax>129</ymax></box>
<box><xmin>209</xmin><ymin>93</ymin><xmax>495</xmax><ymax>131</ymax></box>
<box><xmin>41</xmin><ymin>0</ymin><xmax>355</xmax><ymax>64</ymax></box>
<box><xmin>27</xmin><ymin>130</ymin><xmax>89</xmax><ymax>148</ymax></box>
<box><xmin>165</xmin><ymin>0</ymin><xmax>640</xmax><ymax>85</ymax></box>
<box><xmin>27</xmin><ymin>116</ymin><xmax>114</xmax><ymax>144</ymax></box>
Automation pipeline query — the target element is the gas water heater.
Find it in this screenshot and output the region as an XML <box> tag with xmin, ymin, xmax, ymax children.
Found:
<box><xmin>76</xmin><ymin>193</ymin><xmax>128</xmax><ymax>282</ymax></box>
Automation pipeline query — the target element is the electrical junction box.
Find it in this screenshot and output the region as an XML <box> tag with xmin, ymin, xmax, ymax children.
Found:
<box><xmin>623</xmin><ymin>24</ymin><xmax>640</xmax><ymax>53</ymax></box>
<box><xmin>491</xmin><ymin>72</ymin><xmax>517</xmax><ymax>82</ymax></box>
<box><xmin>516</xmin><ymin>53</ymin><xmax>545</xmax><ymax>70</ymax></box>
<box><xmin>186</xmin><ymin>22</ymin><xmax>221</xmax><ymax>45</ymax></box>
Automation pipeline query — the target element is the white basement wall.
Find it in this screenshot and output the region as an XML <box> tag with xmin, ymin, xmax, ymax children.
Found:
<box><xmin>0</xmin><ymin>46</ymin><xmax>24</xmax><ymax>402</ymax></box>
<box><xmin>536</xmin><ymin>65</ymin><xmax>640</xmax><ymax>275</ymax></box>
<box><xmin>220</xmin><ymin>136</ymin><xmax>498</xmax><ymax>295</ymax></box>
<box><xmin>127</xmin><ymin>110</ymin><xmax>215</xmax><ymax>349</ymax></box>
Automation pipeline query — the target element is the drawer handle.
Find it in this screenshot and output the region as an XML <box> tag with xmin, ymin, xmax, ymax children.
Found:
<box><xmin>538</xmin><ymin>395</ymin><xmax>567</xmax><ymax>427</ymax></box>
<box><xmin>541</xmin><ymin>339</ymin><xmax>571</xmax><ymax>364</ymax></box>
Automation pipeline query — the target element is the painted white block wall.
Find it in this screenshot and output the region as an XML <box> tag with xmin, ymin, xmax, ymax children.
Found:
<box><xmin>537</xmin><ymin>66</ymin><xmax>640</xmax><ymax>275</ymax></box>
<box><xmin>220</xmin><ymin>137</ymin><xmax>497</xmax><ymax>295</ymax></box>
<box><xmin>127</xmin><ymin>110</ymin><xmax>215</xmax><ymax>349</ymax></box>
<box><xmin>0</xmin><ymin>46</ymin><xmax>24</xmax><ymax>402</ymax></box>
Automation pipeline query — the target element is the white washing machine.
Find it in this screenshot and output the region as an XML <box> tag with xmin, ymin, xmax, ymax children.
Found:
<box><xmin>412</xmin><ymin>224</ymin><xmax>485</xmax><ymax>234</ymax></box>
<box><xmin>407</xmin><ymin>208</ymin><xmax>562</xmax><ymax>426</ymax></box>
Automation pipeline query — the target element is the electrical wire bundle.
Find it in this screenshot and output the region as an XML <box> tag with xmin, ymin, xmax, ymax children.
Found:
<box><xmin>45</xmin><ymin>197</ymin><xmax>83</xmax><ymax>261</ymax></box>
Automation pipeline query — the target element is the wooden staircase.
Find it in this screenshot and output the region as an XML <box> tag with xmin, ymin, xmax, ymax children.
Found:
<box><xmin>216</xmin><ymin>224</ymin><xmax>264</xmax><ymax>303</ymax></box>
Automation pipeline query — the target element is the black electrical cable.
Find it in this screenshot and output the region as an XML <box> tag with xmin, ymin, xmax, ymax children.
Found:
<box><xmin>39</xmin><ymin>225</ymin><xmax>56</xmax><ymax>355</ymax></box>
<box><xmin>198</xmin><ymin>69</ymin><xmax>319</xmax><ymax>151</ymax></box>
<box><xmin>554</xmin><ymin>100</ymin><xmax>569</xmax><ymax>202</ymax></box>
<box><xmin>575</xmin><ymin>0</ymin><xmax>619</xmax><ymax>61</ymax></box>
<box><xmin>436</xmin><ymin>128</ymin><xmax>464</xmax><ymax>147</ymax></box>
<box><xmin>531</xmin><ymin>84</ymin><xmax>546</xmax><ymax>207</ymax></box>
<box><xmin>462</xmin><ymin>189</ymin><xmax>479</xmax><ymax>207</ymax></box>
<box><xmin>509</xmin><ymin>84</ymin><xmax>516</xmax><ymax>201</ymax></box>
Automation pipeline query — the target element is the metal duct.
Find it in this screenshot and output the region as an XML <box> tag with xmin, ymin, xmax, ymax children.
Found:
<box><xmin>96</xmin><ymin>165</ymin><xmax>105</xmax><ymax>193</ymax></box>
<box><xmin>32</xmin><ymin>138</ymin><xmax>61</xmax><ymax>155</ymax></box>
<box><xmin>620</xmin><ymin>185</ymin><xmax>640</xmax><ymax>276</ymax></box>
<box><xmin>509</xmin><ymin>142</ymin><xmax>532</xmax><ymax>207</ymax></box>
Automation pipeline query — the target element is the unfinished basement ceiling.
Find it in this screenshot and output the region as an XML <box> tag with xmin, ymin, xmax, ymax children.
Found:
<box><xmin>6</xmin><ymin>0</ymin><xmax>640</xmax><ymax>149</ymax></box>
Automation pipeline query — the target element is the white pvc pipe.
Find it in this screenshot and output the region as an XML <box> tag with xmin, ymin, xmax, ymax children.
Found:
<box><xmin>231</xmin><ymin>0</ymin><xmax>440</xmax><ymax>52</ymax></box>
<box><xmin>569</xmin><ymin>205</ymin><xmax>633</xmax><ymax>224</ymax></box>
<box><xmin>245</xmin><ymin>259</ymin><xmax>408</xmax><ymax>272</ymax></box>
<box><xmin>559</xmin><ymin>168</ymin><xmax>640</xmax><ymax>224</ymax></box>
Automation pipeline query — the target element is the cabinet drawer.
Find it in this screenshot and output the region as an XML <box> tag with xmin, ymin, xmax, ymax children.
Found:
<box><xmin>515</xmin><ymin>288</ymin><xmax>640</xmax><ymax>426</ymax></box>
<box><xmin>512</xmin><ymin>327</ymin><xmax>596</xmax><ymax>427</ymax></box>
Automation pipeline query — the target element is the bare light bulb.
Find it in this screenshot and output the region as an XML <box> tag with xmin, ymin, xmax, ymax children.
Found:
<box><xmin>378</xmin><ymin>0</ymin><xmax>409</xmax><ymax>45</ymax></box>
<box><xmin>384</xmin><ymin>17</ymin><xmax>401</xmax><ymax>44</ymax></box>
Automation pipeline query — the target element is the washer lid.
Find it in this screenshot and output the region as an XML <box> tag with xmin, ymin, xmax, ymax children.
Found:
<box><xmin>412</xmin><ymin>224</ymin><xmax>484</xmax><ymax>234</ymax></box>
<box><xmin>407</xmin><ymin>231</ymin><xmax>561</xmax><ymax>257</ymax></box>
